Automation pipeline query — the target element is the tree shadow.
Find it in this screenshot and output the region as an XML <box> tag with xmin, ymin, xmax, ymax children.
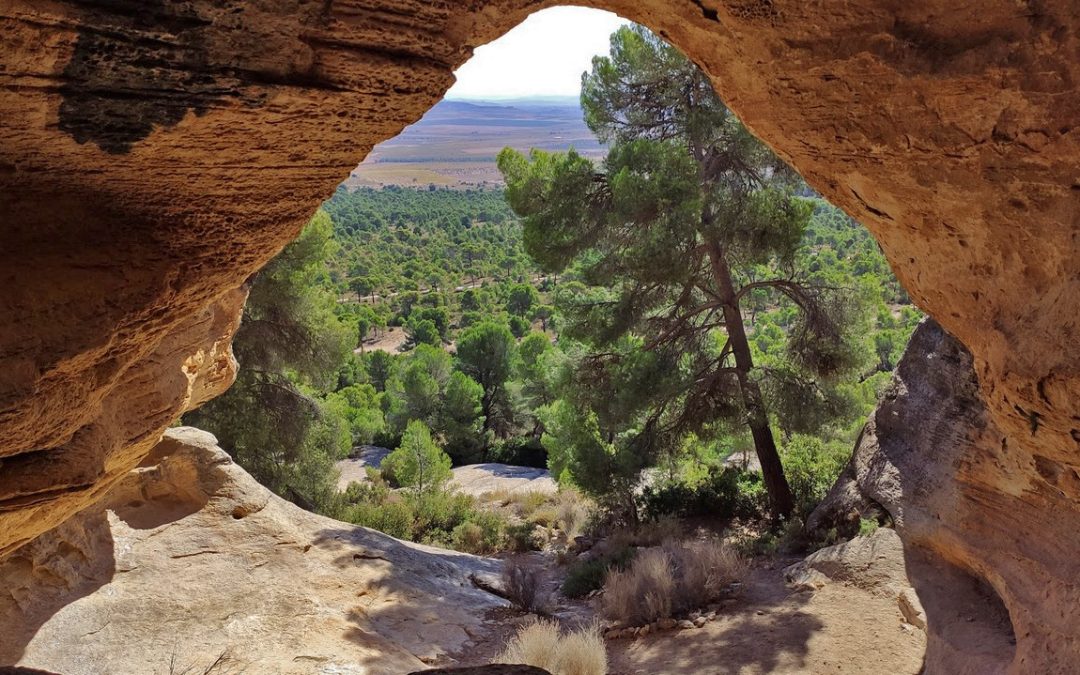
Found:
<box><xmin>609</xmin><ymin>567</ymin><xmax>824</xmax><ymax>675</ymax></box>
<box><xmin>309</xmin><ymin>524</ymin><xmax>509</xmax><ymax>672</ymax></box>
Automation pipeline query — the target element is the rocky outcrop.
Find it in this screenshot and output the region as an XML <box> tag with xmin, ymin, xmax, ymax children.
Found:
<box><xmin>809</xmin><ymin>320</ymin><xmax>1061</xmax><ymax>673</ymax></box>
<box><xmin>0</xmin><ymin>428</ymin><xmax>507</xmax><ymax>674</ymax></box>
<box><xmin>786</xmin><ymin>528</ymin><xmax>910</xmax><ymax>598</ymax></box>
<box><xmin>1</xmin><ymin>2</ymin><xmax>1079</xmax><ymax>672</ymax></box>
<box><xmin>786</xmin><ymin>528</ymin><xmax>927</xmax><ymax>636</ymax></box>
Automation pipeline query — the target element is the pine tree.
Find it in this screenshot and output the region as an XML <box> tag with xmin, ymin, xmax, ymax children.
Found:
<box><xmin>498</xmin><ymin>26</ymin><xmax>863</xmax><ymax>519</ymax></box>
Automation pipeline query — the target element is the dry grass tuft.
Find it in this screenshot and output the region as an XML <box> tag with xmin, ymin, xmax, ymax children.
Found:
<box><xmin>602</xmin><ymin>548</ymin><xmax>674</xmax><ymax>625</ymax></box>
<box><xmin>602</xmin><ymin>538</ymin><xmax>746</xmax><ymax>625</ymax></box>
<box><xmin>496</xmin><ymin>619</ymin><xmax>607</xmax><ymax>675</ymax></box>
<box><xmin>668</xmin><ymin>539</ymin><xmax>748</xmax><ymax>614</ymax></box>
<box><xmin>556</xmin><ymin>488</ymin><xmax>590</xmax><ymax>539</ymax></box>
<box><xmin>607</xmin><ymin>515</ymin><xmax>684</xmax><ymax>550</ymax></box>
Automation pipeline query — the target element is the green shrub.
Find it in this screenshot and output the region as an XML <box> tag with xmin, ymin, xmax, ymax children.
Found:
<box><xmin>637</xmin><ymin>467</ymin><xmax>769</xmax><ymax>523</ymax></box>
<box><xmin>345</xmin><ymin>491</ymin><xmax>414</xmax><ymax>540</ymax></box>
<box><xmin>450</xmin><ymin>522</ymin><xmax>488</xmax><ymax>554</ymax></box>
<box><xmin>454</xmin><ymin>510</ymin><xmax>507</xmax><ymax>554</ymax></box>
<box><xmin>340</xmin><ymin>480</ymin><xmax>514</xmax><ymax>554</ymax></box>
<box><xmin>413</xmin><ymin>489</ymin><xmax>478</xmax><ymax>533</ymax></box>
<box><xmin>562</xmin><ymin>547</ymin><xmax>635</xmax><ymax>598</ymax></box>
<box><xmin>507</xmin><ymin>521</ymin><xmax>542</xmax><ymax>552</ymax></box>
<box><xmin>781</xmin><ymin>434</ymin><xmax>850</xmax><ymax>520</ymax></box>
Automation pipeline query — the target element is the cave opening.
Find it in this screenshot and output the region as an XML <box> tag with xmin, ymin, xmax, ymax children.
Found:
<box><xmin>174</xmin><ymin>5</ymin><xmax>931</xmax><ymax>673</ymax></box>
<box><xmin>5</xmin><ymin>1</ymin><xmax>1076</xmax><ymax>673</ymax></box>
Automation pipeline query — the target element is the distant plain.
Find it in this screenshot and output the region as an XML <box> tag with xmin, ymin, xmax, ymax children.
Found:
<box><xmin>347</xmin><ymin>98</ymin><xmax>605</xmax><ymax>189</ymax></box>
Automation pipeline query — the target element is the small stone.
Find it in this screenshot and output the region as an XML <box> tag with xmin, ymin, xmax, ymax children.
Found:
<box><xmin>705</xmin><ymin>611</ymin><xmax>717</xmax><ymax>621</ymax></box>
<box><xmin>639</xmin><ymin>624</ymin><xmax>651</xmax><ymax>637</ymax></box>
<box><xmin>658</xmin><ymin>618</ymin><xmax>677</xmax><ymax>630</ymax></box>
<box><xmin>756</xmin><ymin>610</ymin><xmax>765</xmax><ymax>616</ymax></box>
<box><xmin>694</xmin><ymin>616</ymin><xmax>707</xmax><ymax>628</ymax></box>
<box><xmin>678</xmin><ymin>620</ymin><xmax>695</xmax><ymax>629</ymax></box>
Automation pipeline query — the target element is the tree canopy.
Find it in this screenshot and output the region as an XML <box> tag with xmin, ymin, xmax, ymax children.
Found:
<box><xmin>499</xmin><ymin>25</ymin><xmax>866</xmax><ymax>519</ymax></box>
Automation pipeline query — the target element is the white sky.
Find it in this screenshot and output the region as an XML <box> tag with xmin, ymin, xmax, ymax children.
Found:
<box><xmin>445</xmin><ymin>7</ymin><xmax>629</xmax><ymax>100</ymax></box>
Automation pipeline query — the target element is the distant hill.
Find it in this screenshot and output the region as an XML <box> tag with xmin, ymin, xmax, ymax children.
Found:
<box><xmin>347</xmin><ymin>98</ymin><xmax>604</xmax><ymax>189</ymax></box>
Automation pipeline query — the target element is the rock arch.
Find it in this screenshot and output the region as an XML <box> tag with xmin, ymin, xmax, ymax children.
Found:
<box><xmin>1</xmin><ymin>1</ymin><xmax>1078</xmax><ymax>672</ymax></box>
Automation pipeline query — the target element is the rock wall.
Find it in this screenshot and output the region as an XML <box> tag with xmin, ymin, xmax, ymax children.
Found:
<box><xmin>810</xmin><ymin>319</ymin><xmax>1075</xmax><ymax>673</ymax></box>
<box><xmin>0</xmin><ymin>427</ymin><xmax>508</xmax><ymax>674</ymax></box>
<box><xmin>0</xmin><ymin>1</ymin><xmax>1078</xmax><ymax>672</ymax></box>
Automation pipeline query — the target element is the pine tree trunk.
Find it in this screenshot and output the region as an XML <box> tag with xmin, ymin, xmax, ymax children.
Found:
<box><xmin>707</xmin><ymin>243</ymin><xmax>795</xmax><ymax>520</ymax></box>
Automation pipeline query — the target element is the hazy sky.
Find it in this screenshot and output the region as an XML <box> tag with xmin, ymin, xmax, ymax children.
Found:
<box><xmin>445</xmin><ymin>7</ymin><xmax>629</xmax><ymax>100</ymax></box>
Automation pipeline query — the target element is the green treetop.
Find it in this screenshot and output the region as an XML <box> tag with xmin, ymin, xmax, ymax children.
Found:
<box><xmin>381</xmin><ymin>420</ymin><xmax>452</xmax><ymax>493</ymax></box>
<box><xmin>498</xmin><ymin>25</ymin><xmax>864</xmax><ymax>519</ymax></box>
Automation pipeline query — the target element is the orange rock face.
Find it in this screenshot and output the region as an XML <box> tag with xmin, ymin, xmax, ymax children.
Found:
<box><xmin>0</xmin><ymin>1</ymin><xmax>1077</xmax><ymax>672</ymax></box>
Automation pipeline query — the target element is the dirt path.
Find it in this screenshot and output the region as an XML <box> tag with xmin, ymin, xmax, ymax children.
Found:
<box><xmin>454</xmin><ymin>557</ymin><xmax>925</xmax><ymax>675</ymax></box>
<box><xmin>356</xmin><ymin>326</ymin><xmax>408</xmax><ymax>354</ymax></box>
<box><xmin>606</xmin><ymin>562</ymin><xmax>925</xmax><ymax>675</ymax></box>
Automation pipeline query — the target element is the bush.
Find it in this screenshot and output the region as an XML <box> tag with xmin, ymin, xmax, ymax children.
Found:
<box><xmin>666</xmin><ymin>539</ymin><xmax>747</xmax><ymax>615</ymax></box>
<box><xmin>562</xmin><ymin>546</ymin><xmax>635</xmax><ymax>598</ymax></box>
<box><xmin>601</xmin><ymin>539</ymin><xmax>746</xmax><ymax>626</ymax></box>
<box><xmin>781</xmin><ymin>434</ymin><xmax>850</xmax><ymax>520</ymax></box>
<box><xmin>502</xmin><ymin>558</ymin><xmax>549</xmax><ymax>614</ymax></box>
<box><xmin>341</xmin><ymin>480</ymin><xmax>515</xmax><ymax>554</ymax></box>
<box><xmin>341</xmin><ymin>483</ymin><xmax>414</xmax><ymax>539</ymax></box>
<box><xmin>637</xmin><ymin>467</ymin><xmax>770</xmax><ymax>523</ymax></box>
<box><xmin>556</xmin><ymin>489</ymin><xmax>590</xmax><ymax>540</ymax></box>
<box><xmin>447</xmin><ymin>509</ymin><xmax>505</xmax><ymax>554</ymax></box>
<box><xmin>507</xmin><ymin>521</ymin><xmax>542</xmax><ymax>552</ymax></box>
<box><xmin>495</xmin><ymin>619</ymin><xmax>607</xmax><ymax>675</ymax></box>
<box><xmin>487</xmin><ymin>436</ymin><xmax>548</xmax><ymax>468</ymax></box>
<box><xmin>607</xmin><ymin>516</ymin><xmax>683</xmax><ymax>550</ymax></box>
<box><xmin>602</xmin><ymin>548</ymin><xmax>673</xmax><ymax>625</ymax></box>
<box><xmin>858</xmin><ymin>517</ymin><xmax>879</xmax><ymax>537</ymax></box>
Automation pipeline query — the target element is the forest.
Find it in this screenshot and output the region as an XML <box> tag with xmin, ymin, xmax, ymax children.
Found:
<box><xmin>185</xmin><ymin>25</ymin><xmax>922</xmax><ymax>561</ymax></box>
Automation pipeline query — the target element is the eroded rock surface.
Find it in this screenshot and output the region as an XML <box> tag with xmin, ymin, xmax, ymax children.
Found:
<box><xmin>0</xmin><ymin>428</ymin><xmax>506</xmax><ymax>674</ymax></box>
<box><xmin>1</xmin><ymin>2</ymin><xmax>1079</xmax><ymax>672</ymax></box>
<box><xmin>809</xmin><ymin>320</ymin><xmax>1064</xmax><ymax>674</ymax></box>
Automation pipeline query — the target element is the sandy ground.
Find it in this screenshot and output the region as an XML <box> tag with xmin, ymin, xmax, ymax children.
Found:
<box><xmin>457</xmin><ymin>560</ymin><xmax>926</xmax><ymax>675</ymax></box>
<box><xmin>335</xmin><ymin>446</ymin><xmax>391</xmax><ymax>490</ymax></box>
<box><xmin>606</xmin><ymin>563</ymin><xmax>925</xmax><ymax>675</ymax></box>
<box><xmin>357</xmin><ymin>327</ymin><xmax>409</xmax><ymax>354</ymax></box>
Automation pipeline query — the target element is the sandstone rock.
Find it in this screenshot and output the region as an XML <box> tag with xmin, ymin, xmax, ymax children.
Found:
<box><xmin>899</xmin><ymin>588</ymin><xmax>927</xmax><ymax>631</ymax></box>
<box><xmin>414</xmin><ymin>667</ymin><xmax>549</xmax><ymax>675</ymax></box>
<box><xmin>693</xmin><ymin>616</ymin><xmax>707</xmax><ymax>628</ymax></box>
<box><xmin>2</xmin><ymin>2</ymin><xmax>1080</xmax><ymax>672</ymax></box>
<box><xmin>334</xmin><ymin>446</ymin><xmax>392</xmax><ymax>490</ymax></box>
<box><xmin>786</xmin><ymin>567</ymin><xmax>829</xmax><ymax>593</ymax></box>
<box><xmin>449</xmin><ymin>464</ymin><xmax>557</xmax><ymax>498</ymax></box>
<box><xmin>808</xmin><ymin>320</ymin><xmax>1030</xmax><ymax>673</ymax></box>
<box><xmin>784</xmin><ymin>528</ymin><xmax>910</xmax><ymax>599</ymax></box>
<box><xmin>677</xmin><ymin>620</ymin><xmax>695</xmax><ymax>630</ymax></box>
<box><xmin>657</xmin><ymin>618</ymin><xmax>677</xmax><ymax>630</ymax></box>
<box><xmin>0</xmin><ymin>428</ymin><xmax>507</xmax><ymax>675</ymax></box>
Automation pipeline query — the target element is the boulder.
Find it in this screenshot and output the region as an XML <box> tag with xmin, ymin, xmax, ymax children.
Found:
<box><xmin>0</xmin><ymin>428</ymin><xmax>507</xmax><ymax>674</ymax></box>
<box><xmin>785</xmin><ymin>528</ymin><xmax>910</xmax><ymax>599</ymax></box>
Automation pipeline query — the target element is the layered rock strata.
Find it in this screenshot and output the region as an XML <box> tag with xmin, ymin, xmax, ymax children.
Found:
<box><xmin>0</xmin><ymin>428</ymin><xmax>507</xmax><ymax>674</ymax></box>
<box><xmin>1</xmin><ymin>2</ymin><xmax>1079</xmax><ymax>672</ymax></box>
